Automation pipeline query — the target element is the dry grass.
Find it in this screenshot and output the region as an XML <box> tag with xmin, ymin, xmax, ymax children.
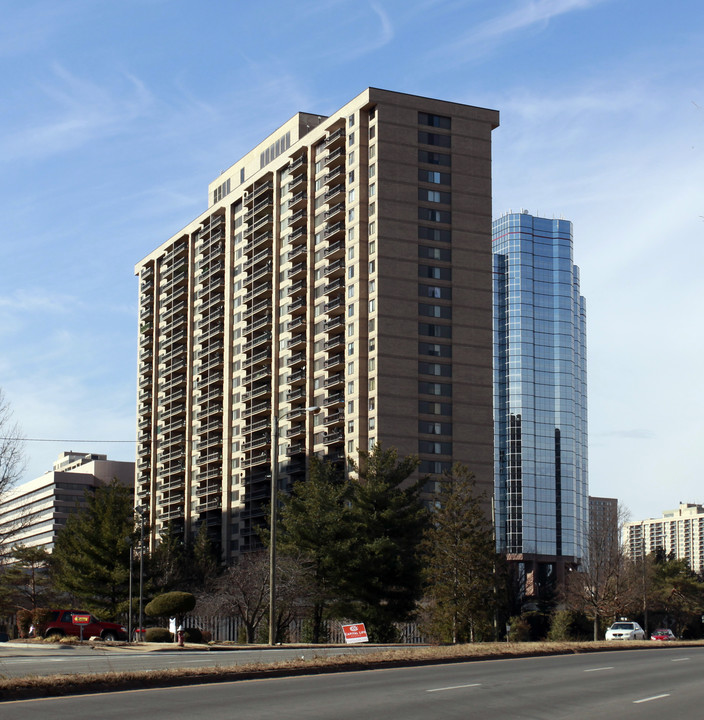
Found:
<box><xmin>1</xmin><ymin>640</ymin><xmax>701</xmax><ymax>702</ymax></box>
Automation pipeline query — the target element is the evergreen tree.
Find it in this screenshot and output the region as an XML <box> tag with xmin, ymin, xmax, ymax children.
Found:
<box><xmin>421</xmin><ymin>464</ymin><xmax>499</xmax><ymax>643</ymax></box>
<box><xmin>335</xmin><ymin>444</ymin><xmax>428</xmax><ymax>641</ymax></box>
<box><xmin>6</xmin><ymin>546</ymin><xmax>54</xmax><ymax>610</ymax></box>
<box><xmin>277</xmin><ymin>456</ymin><xmax>354</xmax><ymax>642</ymax></box>
<box><xmin>51</xmin><ymin>479</ymin><xmax>133</xmax><ymax>618</ymax></box>
<box><xmin>188</xmin><ymin>523</ymin><xmax>220</xmax><ymax>593</ymax></box>
<box><xmin>149</xmin><ymin>522</ymin><xmax>188</xmax><ymax>594</ymax></box>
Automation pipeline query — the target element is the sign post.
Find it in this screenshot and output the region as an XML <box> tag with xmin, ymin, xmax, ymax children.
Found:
<box><xmin>71</xmin><ymin>614</ymin><xmax>91</xmax><ymax>642</ymax></box>
<box><xmin>341</xmin><ymin>623</ymin><xmax>369</xmax><ymax>644</ymax></box>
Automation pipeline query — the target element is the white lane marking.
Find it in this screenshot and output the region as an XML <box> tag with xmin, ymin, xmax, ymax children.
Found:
<box><xmin>584</xmin><ymin>666</ymin><xmax>614</xmax><ymax>672</ymax></box>
<box><xmin>634</xmin><ymin>694</ymin><xmax>670</xmax><ymax>704</ymax></box>
<box><xmin>427</xmin><ymin>683</ymin><xmax>481</xmax><ymax>693</ymax></box>
<box><xmin>671</xmin><ymin>657</ymin><xmax>690</xmax><ymax>662</ymax></box>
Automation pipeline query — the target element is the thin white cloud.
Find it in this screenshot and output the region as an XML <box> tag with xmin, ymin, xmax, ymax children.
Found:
<box><xmin>432</xmin><ymin>0</ymin><xmax>611</xmax><ymax>64</ymax></box>
<box><xmin>0</xmin><ymin>64</ymin><xmax>155</xmax><ymax>163</ymax></box>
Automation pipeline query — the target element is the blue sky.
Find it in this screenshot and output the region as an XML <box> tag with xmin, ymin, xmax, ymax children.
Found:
<box><xmin>1</xmin><ymin>0</ymin><xmax>702</xmax><ymax>522</ymax></box>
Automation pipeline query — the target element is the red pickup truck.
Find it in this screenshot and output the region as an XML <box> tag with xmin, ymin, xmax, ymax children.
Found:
<box><xmin>43</xmin><ymin>610</ymin><xmax>128</xmax><ymax>641</ymax></box>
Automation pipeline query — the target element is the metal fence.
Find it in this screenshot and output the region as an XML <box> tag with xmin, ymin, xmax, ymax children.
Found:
<box><xmin>180</xmin><ymin>615</ymin><xmax>426</xmax><ymax>644</ymax></box>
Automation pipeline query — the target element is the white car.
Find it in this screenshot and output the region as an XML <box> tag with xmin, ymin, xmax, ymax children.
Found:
<box><xmin>605</xmin><ymin>621</ymin><xmax>645</xmax><ymax>640</ymax></box>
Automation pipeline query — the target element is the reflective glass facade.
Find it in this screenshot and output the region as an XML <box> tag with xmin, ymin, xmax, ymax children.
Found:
<box><xmin>493</xmin><ymin>212</ymin><xmax>588</xmax><ymax>561</ymax></box>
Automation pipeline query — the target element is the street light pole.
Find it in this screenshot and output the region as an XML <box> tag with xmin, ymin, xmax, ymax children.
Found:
<box><xmin>127</xmin><ymin>537</ymin><xmax>133</xmax><ymax>642</ymax></box>
<box><xmin>268</xmin><ymin>413</ymin><xmax>281</xmax><ymax>646</ymax></box>
<box><xmin>136</xmin><ymin>505</ymin><xmax>147</xmax><ymax>642</ymax></box>
<box><xmin>268</xmin><ymin>405</ymin><xmax>319</xmax><ymax>646</ymax></box>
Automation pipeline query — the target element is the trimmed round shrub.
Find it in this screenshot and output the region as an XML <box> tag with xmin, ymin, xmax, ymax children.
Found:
<box><xmin>183</xmin><ymin>627</ymin><xmax>203</xmax><ymax>643</ymax></box>
<box><xmin>145</xmin><ymin>591</ymin><xmax>196</xmax><ymax>619</ymax></box>
<box><xmin>145</xmin><ymin>627</ymin><xmax>173</xmax><ymax>643</ymax></box>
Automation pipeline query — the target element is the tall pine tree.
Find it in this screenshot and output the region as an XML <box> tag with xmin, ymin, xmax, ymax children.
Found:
<box><xmin>51</xmin><ymin>479</ymin><xmax>133</xmax><ymax>618</ymax></box>
<box><xmin>421</xmin><ymin>464</ymin><xmax>499</xmax><ymax>643</ymax></box>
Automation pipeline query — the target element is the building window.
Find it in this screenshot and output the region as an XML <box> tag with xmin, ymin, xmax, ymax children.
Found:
<box><xmin>369</xmin><ymin>202</ymin><xmax>376</xmax><ymax>216</ymax></box>
<box><xmin>419</xmin><ymin>361</ymin><xmax>452</xmax><ymax>377</ymax></box>
<box><xmin>419</xmin><ymin>441</ymin><xmax>452</xmax><ymax>455</ymax></box>
<box><xmin>419</xmin><ymin>323</ymin><xmax>452</xmax><ymax>338</ymax></box>
<box><xmin>418</xmin><ymin>131</ymin><xmax>451</xmax><ymax>147</ymax></box>
<box><xmin>419</xmin><ymin>342</ymin><xmax>452</xmax><ymax>357</ymax></box>
<box><xmin>419</xmin><ymin>208</ymin><xmax>451</xmax><ymax>224</ymax></box>
<box><xmin>419</xmin><ymin>265</ymin><xmax>451</xmax><ymax>281</ymax></box>
<box><xmin>419</xmin><ymin>169</ymin><xmax>451</xmax><ymax>185</ymax></box>
<box><xmin>419</xmin><ymin>226</ymin><xmax>451</xmax><ymax>243</ymax></box>
<box><xmin>369</xmin><ymin>164</ymin><xmax>376</xmax><ymax>178</ymax></box>
<box><xmin>418</xmin><ymin>188</ymin><xmax>451</xmax><ymax>204</ymax></box>
<box><xmin>418</xmin><ymin>381</ymin><xmax>452</xmax><ymax>396</ymax></box>
<box><xmin>418</xmin><ymin>112</ymin><xmax>451</xmax><ymax>129</ymax></box>
<box><xmin>419</xmin><ymin>284</ymin><xmax>452</xmax><ymax>300</ymax></box>
<box><xmin>418</xmin><ymin>150</ymin><xmax>451</xmax><ymax>166</ymax></box>
<box><xmin>419</xmin><ymin>401</ymin><xmax>452</xmax><ymax>416</ymax></box>
<box><xmin>369</xmin><ymin>183</ymin><xmax>376</xmax><ymax>197</ymax></box>
<box><xmin>419</xmin><ymin>246</ymin><xmax>451</xmax><ymax>261</ymax></box>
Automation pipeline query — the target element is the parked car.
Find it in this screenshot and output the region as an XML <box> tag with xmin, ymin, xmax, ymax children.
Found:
<box><xmin>43</xmin><ymin>610</ymin><xmax>128</xmax><ymax>641</ymax></box>
<box><xmin>605</xmin><ymin>621</ymin><xmax>645</xmax><ymax>640</ymax></box>
<box><xmin>650</xmin><ymin>628</ymin><xmax>677</xmax><ymax>641</ymax></box>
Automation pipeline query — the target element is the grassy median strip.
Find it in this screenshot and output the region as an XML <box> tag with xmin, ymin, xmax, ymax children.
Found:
<box><xmin>1</xmin><ymin>641</ymin><xmax>700</xmax><ymax>702</ymax></box>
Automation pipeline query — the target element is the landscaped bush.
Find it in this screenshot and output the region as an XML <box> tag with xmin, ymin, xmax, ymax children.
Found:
<box><xmin>32</xmin><ymin>608</ymin><xmax>52</xmax><ymax>637</ymax></box>
<box><xmin>201</xmin><ymin>629</ymin><xmax>212</xmax><ymax>643</ymax></box>
<box><xmin>16</xmin><ymin>609</ymin><xmax>32</xmax><ymax>638</ymax></box>
<box><xmin>144</xmin><ymin>627</ymin><xmax>173</xmax><ymax>643</ymax></box>
<box><xmin>547</xmin><ymin>610</ymin><xmax>591</xmax><ymax>641</ymax></box>
<box><xmin>183</xmin><ymin>627</ymin><xmax>203</xmax><ymax>643</ymax></box>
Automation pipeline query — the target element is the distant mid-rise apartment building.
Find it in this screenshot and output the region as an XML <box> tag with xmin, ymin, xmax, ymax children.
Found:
<box><xmin>135</xmin><ymin>88</ymin><xmax>499</xmax><ymax>560</ymax></box>
<box><xmin>493</xmin><ymin>211</ymin><xmax>588</xmax><ymax>598</ymax></box>
<box><xmin>624</xmin><ymin>503</ymin><xmax>704</xmax><ymax>574</ymax></box>
<box><xmin>0</xmin><ymin>452</ymin><xmax>134</xmax><ymax>556</ymax></box>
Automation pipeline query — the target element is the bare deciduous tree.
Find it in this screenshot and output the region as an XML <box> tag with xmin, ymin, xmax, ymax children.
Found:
<box><xmin>0</xmin><ymin>389</ymin><xmax>27</xmax><ymax>558</ymax></box>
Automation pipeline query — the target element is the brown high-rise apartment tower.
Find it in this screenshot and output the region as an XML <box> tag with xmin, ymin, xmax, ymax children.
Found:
<box><xmin>135</xmin><ymin>88</ymin><xmax>499</xmax><ymax>559</ymax></box>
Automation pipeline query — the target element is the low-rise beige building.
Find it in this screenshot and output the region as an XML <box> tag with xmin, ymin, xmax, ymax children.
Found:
<box><xmin>0</xmin><ymin>452</ymin><xmax>134</xmax><ymax>555</ymax></box>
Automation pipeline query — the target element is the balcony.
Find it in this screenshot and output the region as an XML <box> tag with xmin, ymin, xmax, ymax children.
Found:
<box><xmin>248</xmin><ymin>180</ymin><xmax>274</xmax><ymax>205</ymax></box>
<box><xmin>195</xmin><ymin>483</ymin><xmax>221</xmax><ymax>498</ymax></box>
<box><xmin>324</xmin><ymin>373</ymin><xmax>344</xmax><ymax>389</ymax></box>
<box><xmin>324</xmin><ymin>409</ymin><xmax>344</xmax><ymax>426</ymax></box>
<box><xmin>196</xmin><ymin>386</ymin><xmax>223</xmax><ymax>403</ymax></box>
<box><xmin>287</xmin><ymin>367</ymin><xmax>306</xmax><ymax>385</ymax></box>
<box><xmin>323</xmin><ymin>429</ymin><xmax>344</xmax><ymax>445</ymax></box>
<box><xmin>288</xmin><ymin>295</ymin><xmax>306</xmax><ymax>316</ymax></box>
<box><xmin>243</xmin><ymin>231</ymin><xmax>273</xmax><ymax>257</ymax></box>
<box><xmin>196</xmin><ymin>498</ymin><xmax>222</xmax><ymax>513</ymax></box>
<box><xmin>243</xmin><ymin>434</ymin><xmax>271</xmax><ymax>451</ymax></box>
<box><xmin>243</xmin><ymin>247</ymin><xmax>272</xmax><ymax>273</ymax></box>
<box><xmin>324</xmin><ymin>183</ymin><xmax>345</xmax><ymax>202</ymax></box>
<box><xmin>243</xmin><ymin>365</ymin><xmax>271</xmax><ymax>386</ymax></box>
<box><xmin>288</xmin><ymin>208</ymin><xmax>307</xmax><ymax>228</ymax></box>
<box><xmin>241</xmin><ymin>452</ymin><xmax>269</xmax><ymax>469</ymax></box>
<box><xmin>287</xmin><ymin>279</ymin><xmax>306</xmax><ymax>298</ymax></box>
<box><xmin>287</xmin><ymin>351</ymin><xmax>305</xmax><ymax>368</ymax></box>
<box><xmin>243</xmin><ymin>297</ymin><xmax>271</xmax><ymax>321</ymax></box>
<box><xmin>325</xmin><ymin>126</ymin><xmax>345</xmax><ymax>149</ymax></box>
<box><xmin>324</xmin><ymin>295</ymin><xmax>344</xmax><ymax>314</ymax></box>
<box><xmin>286</xmin><ymin>315</ymin><xmax>305</xmax><ymax>333</ymax></box>
<box><xmin>243</xmin><ymin>263</ymin><xmax>272</xmax><ymax>286</ymax></box>
<box><xmin>194</xmin><ymin>373</ymin><xmax>223</xmax><ymax>390</ymax></box>
<box><xmin>324</xmin><ymin>258</ymin><xmax>344</xmax><ymax>277</ymax></box>
<box><xmin>324</xmin><ymin>353</ymin><xmax>344</xmax><ymax>370</ymax></box>
<box><xmin>287</xmin><ymin>172</ymin><xmax>307</xmax><ymax>194</ymax></box>
<box><xmin>243</xmin><ymin>214</ymin><xmax>273</xmax><ymax>239</ymax></box>
<box><xmin>286</xmin><ymin>442</ymin><xmax>305</xmax><ymax>456</ymax></box>
<box><xmin>243</xmin><ymin>332</ymin><xmax>272</xmax><ymax>353</ymax></box>
<box><xmin>244</xmin><ymin>196</ymin><xmax>273</xmax><ymax>224</ymax></box>
<box><xmin>288</xmin><ymin>191</ymin><xmax>307</xmax><ymax>211</ymax></box>
<box><xmin>324</xmin><ymin>222</ymin><xmax>345</xmax><ymax>240</ymax></box>
<box><xmin>287</xmin><ymin>262</ymin><xmax>306</xmax><ymax>280</ymax></box>
<box><xmin>288</xmin><ymin>226</ymin><xmax>307</xmax><ymax>245</ymax></box>
<box><xmin>243</xmin><ymin>314</ymin><xmax>272</xmax><ymax>337</ymax></box>
<box><xmin>243</xmin><ymin>282</ymin><xmax>272</xmax><ymax>304</ymax></box>
<box><xmin>287</xmin><ymin>334</ymin><xmax>306</xmax><ymax>351</ymax></box>
<box><xmin>324</xmin><ymin>147</ymin><xmax>345</xmax><ymax>168</ymax></box>
<box><xmin>324</xmin><ymin>166</ymin><xmax>344</xmax><ymax>185</ymax></box>
<box><xmin>286</xmin><ymin>386</ymin><xmax>305</xmax><ymax>402</ymax></box>
<box><xmin>324</xmin><ymin>315</ymin><xmax>344</xmax><ymax>332</ymax></box>
<box><xmin>242</xmin><ymin>384</ymin><xmax>270</xmax><ymax>402</ymax></box>
<box><xmin>324</xmin><ymin>203</ymin><xmax>345</xmax><ymax>222</ymax></box>
<box><xmin>243</xmin><ymin>348</ymin><xmax>270</xmax><ymax>369</ymax></box>
<box><xmin>324</xmin><ymin>391</ymin><xmax>344</xmax><ymax>407</ymax></box>
<box><xmin>324</xmin><ymin>334</ymin><xmax>344</xmax><ymax>351</ymax></box>
<box><xmin>289</xmin><ymin>154</ymin><xmax>306</xmax><ymax>172</ymax></box>
<box><xmin>242</xmin><ymin>400</ymin><xmax>271</xmax><ymax>419</ymax></box>
<box><xmin>287</xmin><ymin>245</ymin><xmax>307</xmax><ymax>263</ymax></box>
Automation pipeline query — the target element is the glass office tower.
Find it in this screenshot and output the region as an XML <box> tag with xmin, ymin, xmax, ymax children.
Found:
<box><xmin>493</xmin><ymin>211</ymin><xmax>588</xmax><ymax>595</ymax></box>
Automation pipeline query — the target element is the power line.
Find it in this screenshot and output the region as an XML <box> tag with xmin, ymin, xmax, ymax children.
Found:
<box><xmin>0</xmin><ymin>437</ymin><xmax>136</xmax><ymax>444</ymax></box>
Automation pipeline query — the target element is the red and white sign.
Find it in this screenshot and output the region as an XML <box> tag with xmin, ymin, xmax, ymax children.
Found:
<box><xmin>341</xmin><ymin>623</ymin><xmax>368</xmax><ymax>644</ymax></box>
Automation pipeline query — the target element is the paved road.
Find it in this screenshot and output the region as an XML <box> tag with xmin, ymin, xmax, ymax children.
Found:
<box><xmin>0</xmin><ymin>643</ymin><xmax>387</xmax><ymax>679</ymax></box>
<box><xmin>2</xmin><ymin>647</ymin><xmax>702</xmax><ymax>719</ymax></box>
